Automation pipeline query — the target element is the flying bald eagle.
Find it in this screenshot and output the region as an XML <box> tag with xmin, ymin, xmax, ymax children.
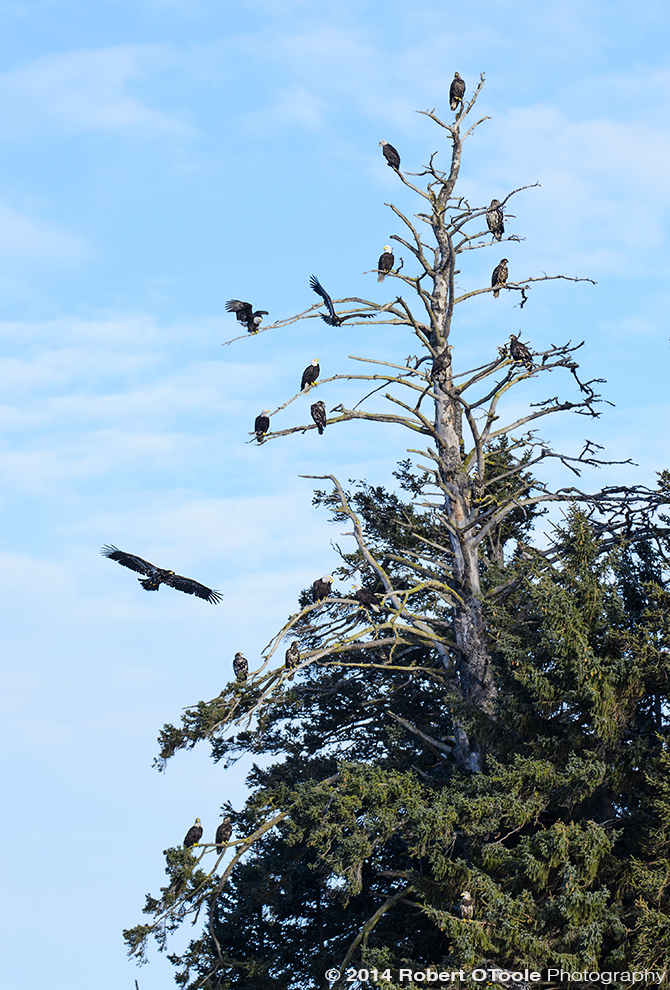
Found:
<box><xmin>486</xmin><ymin>199</ymin><xmax>504</xmax><ymax>241</ymax></box>
<box><xmin>184</xmin><ymin>818</ymin><xmax>203</xmax><ymax>848</ymax></box>
<box><xmin>509</xmin><ymin>334</ymin><xmax>533</xmax><ymax>371</ymax></box>
<box><xmin>459</xmin><ymin>891</ymin><xmax>475</xmax><ymax>920</ymax></box>
<box><xmin>254</xmin><ymin>410</ymin><xmax>271</xmax><ymax>441</ymax></box>
<box><xmin>450</xmin><ymin>73</ymin><xmax>466</xmax><ymax>111</ymax></box>
<box><xmin>379</xmin><ymin>140</ymin><xmax>401</xmax><ymax>170</ymax></box>
<box><xmin>225</xmin><ymin>300</ymin><xmax>269</xmax><ymax>333</ymax></box>
<box><xmin>311</xmin><ymin>400</ymin><xmax>327</xmax><ymax>434</ymax></box>
<box><xmin>233</xmin><ymin>652</ymin><xmax>248</xmax><ymax>682</ymax></box>
<box><xmin>312</xmin><ymin>575</ymin><xmax>333</xmax><ymax>601</ymax></box>
<box><xmin>353</xmin><ymin>583</ymin><xmax>381</xmax><ymax>613</ymax></box>
<box><xmin>101</xmin><ymin>546</ymin><xmax>223</xmax><ymax>603</ymax></box>
<box><xmin>309</xmin><ymin>275</ymin><xmax>373</xmax><ymax>327</ymax></box>
<box><xmin>285</xmin><ymin>641</ymin><xmax>300</xmax><ymax>672</ymax></box>
<box><xmin>215</xmin><ymin>817</ymin><xmax>232</xmax><ymax>853</ymax></box>
<box><xmin>301</xmin><ymin>359</ymin><xmax>320</xmax><ymax>391</ymax></box>
<box><xmin>377</xmin><ymin>246</ymin><xmax>394</xmax><ymax>282</ymax></box>
<box><xmin>491</xmin><ymin>259</ymin><xmax>508</xmax><ymax>298</ymax></box>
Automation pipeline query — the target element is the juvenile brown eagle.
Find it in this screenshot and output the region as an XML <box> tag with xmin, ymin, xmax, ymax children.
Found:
<box><xmin>486</xmin><ymin>199</ymin><xmax>504</xmax><ymax>241</ymax></box>
<box><xmin>353</xmin><ymin>583</ymin><xmax>381</xmax><ymax>613</ymax></box>
<box><xmin>309</xmin><ymin>275</ymin><xmax>374</xmax><ymax>326</ymax></box>
<box><xmin>379</xmin><ymin>140</ymin><xmax>400</xmax><ymax>170</ymax></box>
<box><xmin>184</xmin><ymin>818</ymin><xmax>203</xmax><ymax>848</ymax></box>
<box><xmin>225</xmin><ymin>300</ymin><xmax>269</xmax><ymax>333</ymax></box>
<box><xmin>285</xmin><ymin>641</ymin><xmax>300</xmax><ymax>671</ymax></box>
<box><xmin>509</xmin><ymin>334</ymin><xmax>533</xmax><ymax>370</ymax></box>
<box><xmin>233</xmin><ymin>652</ymin><xmax>248</xmax><ymax>682</ymax></box>
<box><xmin>101</xmin><ymin>546</ymin><xmax>223</xmax><ymax>603</ymax></box>
<box><xmin>311</xmin><ymin>400</ymin><xmax>327</xmax><ymax>434</ymax></box>
<box><xmin>491</xmin><ymin>259</ymin><xmax>508</xmax><ymax>298</ymax></box>
<box><xmin>301</xmin><ymin>359</ymin><xmax>320</xmax><ymax>391</ymax></box>
<box><xmin>254</xmin><ymin>410</ymin><xmax>271</xmax><ymax>441</ymax></box>
<box><xmin>450</xmin><ymin>73</ymin><xmax>466</xmax><ymax>110</ymax></box>
<box><xmin>377</xmin><ymin>246</ymin><xmax>394</xmax><ymax>282</ymax></box>
<box><xmin>215</xmin><ymin>817</ymin><xmax>232</xmax><ymax>853</ymax></box>
<box><xmin>312</xmin><ymin>574</ymin><xmax>333</xmax><ymax>601</ymax></box>
<box><xmin>459</xmin><ymin>891</ymin><xmax>474</xmax><ymax>919</ymax></box>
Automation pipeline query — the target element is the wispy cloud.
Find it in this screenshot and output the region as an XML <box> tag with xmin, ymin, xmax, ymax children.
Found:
<box><xmin>0</xmin><ymin>45</ymin><xmax>191</xmax><ymax>137</ymax></box>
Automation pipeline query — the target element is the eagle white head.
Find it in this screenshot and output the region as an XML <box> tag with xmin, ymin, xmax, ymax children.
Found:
<box><xmin>311</xmin><ymin>358</ymin><xmax>319</xmax><ymax>366</ymax></box>
<box><xmin>383</xmin><ymin>245</ymin><xmax>392</xmax><ymax>253</ymax></box>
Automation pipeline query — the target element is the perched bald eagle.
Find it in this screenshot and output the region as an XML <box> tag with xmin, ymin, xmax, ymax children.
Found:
<box><xmin>184</xmin><ymin>818</ymin><xmax>203</xmax><ymax>848</ymax></box>
<box><xmin>353</xmin><ymin>583</ymin><xmax>381</xmax><ymax>613</ymax></box>
<box><xmin>377</xmin><ymin>246</ymin><xmax>394</xmax><ymax>282</ymax></box>
<box><xmin>285</xmin><ymin>641</ymin><xmax>300</xmax><ymax>671</ymax></box>
<box><xmin>450</xmin><ymin>73</ymin><xmax>466</xmax><ymax>110</ymax></box>
<box><xmin>215</xmin><ymin>817</ymin><xmax>232</xmax><ymax>853</ymax></box>
<box><xmin>254</xmin><ymin>410</ymin><xmax>271</xmax><ymax>441</ymax></box>
<box><xmin>101</xmin><ymin>546</ymin><xmax>223</xmax><ymax>603</ymax></box>
<box><xmin>471</xmin><ymin>476</ymin><xmax>486</xmax><ymax>504</ymax></box>
<box><xmin>379</xmin><ymin>140</ymin><xmax>401</xmax><ymax>170</ymax></box>
<box><xmin>311</xmin><ymin>400</ymin><xmax>327</xmax><ymax>435</ymax></box>
<box><xmin>225</xmin><ymin>300</ymin><xmax>269</xmax><ymax>333</ymax></box>
<box><xmin>459</xmin><ymin>891</ymin><xmax>475</xmax><ymax>920</ymax></box>
<box><xmin>309</xmin><ymin>275</ymin><xmax>374</xmax><ymax>326</ymax></box>
<box><xmin>509</xmin><ymin>334</ymin><xmax>533</xmax><ymax>371</ymax></box>
<box><xmin>233</xmin><ymin>652</ymin><xmax>248</xmax><ymax>682</ymax></box>
<box><xmin>301</xmin><ymin>359</ymin><xmax>320</xmax><ymax>391</ymax></box>
<box><xmin>491</xmin><ymin>259</ymin><xmax>508</xmax><ymax>298</ymax></box>
<box><xmin>312</xmin><ymin>575</ymin><xmax>333</xmax><ymax>601</ymax></box>
<box><xmin>486</xmin><ymin>199</ymin><xmax>504</xmax><ymax>241</ymax></box>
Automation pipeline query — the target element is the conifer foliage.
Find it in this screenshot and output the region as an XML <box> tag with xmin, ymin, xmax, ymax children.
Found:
<box><xmin>124</xmin><ymin>79</ymin><xmax>670</xmax><ymax>986</ymax></box>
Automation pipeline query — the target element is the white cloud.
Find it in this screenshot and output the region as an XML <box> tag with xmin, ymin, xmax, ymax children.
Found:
<box><xmin>0</xmin><ymin>45</ymin><xmax>191</xmax><ymax>137</ymax></box>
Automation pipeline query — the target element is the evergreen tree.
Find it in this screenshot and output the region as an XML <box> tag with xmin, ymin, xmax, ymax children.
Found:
<box><xmin>124</xmin><ymin>79</ymin><xmax>670</xmax><ymax>986</ymax></box>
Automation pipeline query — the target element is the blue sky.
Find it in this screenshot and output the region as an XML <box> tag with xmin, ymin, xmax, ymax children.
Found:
<box><xmin>0</xmin><ymin>1</ymin><xmax>668</xmax><ymax>987</ymax></box>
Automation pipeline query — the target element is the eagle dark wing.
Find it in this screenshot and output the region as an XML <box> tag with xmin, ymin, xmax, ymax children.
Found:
<box><xmin>377</xmin><ymin>250</ymin><xmax>394</xmax><ymax>281</ymax></box>
<box><xmin>101</xmin><ymin>545</ymin><xmax>154</xmax><ymax>575</ymax></box>
<box><xmin>450</xmin><ymin>73</ymin><xmax>466</xmax><ymax>110</ymax></box>
<box><xmin>312</xmin><ymin>577</ymin><xmax>332</xmax><ymax>601</ymax></box>
<box><xmin>380</xmin><ymin>141</ymin><xmax>401</xmax><ymax>169</ymax></box>
<box><xmin>491</xmin><ymin>259</ymin><xmax>508</xmax><ymax>298</ymax></box>
<box><xmin>285</xmin><ymin>641</ymin><xmax>300</xmax><ymax>669</ymax></box>
<box><xmin>310</xmin><ymin>401</ymin><xmax>327</xmax><ymax>435</ymax></box>
<box><xmin>184</xmin><ymin>821</ymin><xmax>203</xmax><ymax>848</ymax></box>
<box><xmin>163</xmin><ymin>572</ymin><xmax>223</xmax><ymax>604</ymax></box>
<box><xmin>225</xmin><ymin>300</ymin><xmax>253</xmax><ymax>322</ymax></box>
<box><xmin>216</xmin><ymin>819</ymin><xmax>232</xmax><ymax>852</ymax></box>
<box><xmin>486</xmin><ymin>200</ymin><xmax>504</xmax><ymax>241</ymax></box>
<box><xmin>309</xmin><ymin>275</ymin><xmax>339</xmax><ymax>324</ymax></box>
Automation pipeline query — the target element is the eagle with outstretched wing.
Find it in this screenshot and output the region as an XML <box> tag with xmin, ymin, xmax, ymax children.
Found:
<box><xmin>101</xmin><ymin>545</ymin><xmax>223</xmax><ymax>603</ymax></box>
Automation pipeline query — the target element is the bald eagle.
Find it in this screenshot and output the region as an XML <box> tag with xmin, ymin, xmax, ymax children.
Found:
<box><xmin>459</xmin><ymin>891</ymin><xmax>474</xmax><ymax>920</ymax></box>
<box><xmin>311</xmin><ymin>400</ymin><xmax>327</xmax><ymax>434</ymax></box>
<box><xmin>309</xmin><ymin>275</ymin><xmax>374</xmax><ymax>327</ymax></box>
<box><xmin>509</xmin><ymin>334</ymin><xmax>533</xmax><ymax>371</ymax></box>
<box><xmin>184</xmin><ymin>818</ymin><xmax>203</xmax><ymax>848</ymax></box>
<box><xmin>486</xmin><ymin>199</ymin><xmax>504</xmax><ymax>241</ymax></box>
<box><xmin>215</xmin><ymin>817</ymin><xmax>232</xmax><ymax>853</ymax></box>
<box><xmin>491</xmin><ymin>259</ymin><xmax>508</xmax><ymax>298</ymax></box>
<box><xmin>353</xmin><ymin>583</ymin><xmax>381</xmax><ymax>613</ymax></box>
<box><xmin>377</xmin><ymin>246</ymin><xmax>394</xmax><ymax>282</ymax></box>
<box><xmin>379</xmin><ymin>140</ymin><xmax>400</xmax><ymax>170</ymax></box>
<box><xmin>254</xmin><ymin>410</ymin><xmax>271</xmax><ymax>441</ymax></box>
<box><xmin>301</xmin><ymin>359</ymin><xmax>320</xmax><ymax>391</ymax></box>
<box><xmin>450</xmin><ymin>73</ymin><xmax>466</xmax><ymax>111</ymax></box>
<box><xmin>101</xmin><ymin>546</ymin><xmax>223</xmax><ymax>603</ymax></box>
<box><xmin>285</xmin><ymin>641</ymin><xmax>300</xmax><ymax>671</ymax></box>
<box><xmin>233</xmin><ymin>652</ymin><xmax>248</xmax><ymax>682</ymax></box>
<box><xmin>225</xmin><ymin>300</ymin><xmax>269</xmax><ymax>333</ymax></box>
<box><xmin>312</xmin><ymin>575</ymin><xmax>333</xmax><ymax>601</ymax></box>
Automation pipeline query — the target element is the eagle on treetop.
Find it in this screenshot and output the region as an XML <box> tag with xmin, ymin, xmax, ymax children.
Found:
<box><xmin>458</xmin><ymin>891</ymin><xmax>475</xmax><ymax>919</ymax></box>
<box><xmin>379</xmin><ymin>140</ymin><xmax>401</xmax><ymax>170</ymax></box>
<box><xmin>184</xmin><ymin>818</ymin><xmax>203</xmax><ymax>848</ymax></box>
<box><xmin>312</xmin><ymin>575</ymin><xmax>333</xmax><ymax>601</ymax></box>
<box><xmin>101</xmin><ymin>546</ymin><xmax>223</xmax><ymax>603</ymax></box>
<box><xmin>509</xmin><ymin>334</ymin><xmax>533</xmax><ymax>371</ymax></box>
<box><xmin>377</xmin><ymin>246</ymin><xmax>394</xmax><ymax>282</ymax></box>
<box><xmin>301</xmin><ymin>359</ymin><xmax>320</xmax><ymax>391</ymax></box>
<box><xmin>486</xmin><ymin>199</ymin><xmax>504</xmax><ymax>241</ymax></box>
<box><xmin>225</xmin><ymin>300</ymin><xmax>269</xmax><ymax>333</ymax></box>
<box><xmin>450</xmin><ymin>73</ymin><xmax>466</xmax><ymax>110</ymax></box>
<box><xmin>491</xmin><ymin>259</ymin><xmax>508</xmax><ymax>298</ymax></box>
<box><xmin>254</xmin><ymin>410</ymin><xmax>271</xmax><ymax>442</ymax></box>
<box><xmin>215</xmin><ymin>817</ymin><xmax>232</xmax><ymax>853</ymax></box>
<box><xmin>233</xmin><ymin>652</ymin><xmax>248</xmax><ymax>682</ymax></box>
<box><xmin>311</xmin><ymin>400</ymin><xmax>327</xmax><ymax>435</ymax></box>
